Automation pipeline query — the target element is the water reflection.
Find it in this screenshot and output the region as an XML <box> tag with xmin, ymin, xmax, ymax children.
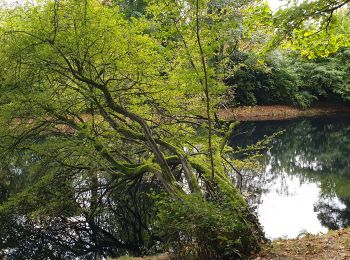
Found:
<box><xmin>258</xmin><ymin>173</ymin><xmax>328</xmax><ymax>239</ymax></box>
<box><xmin>230</xmin><ymin>115</ymin><xmax>350</xmax><ymax>239</ymax></box>
<box><xmin>1</xmin><ymin>116</ymin><xmax>349</xmax><ymax>256</ymax></box>
<box><xmin>0</xmin><ymin>150</ymin><xmax>159</xmax><ymax>259</ymax></box>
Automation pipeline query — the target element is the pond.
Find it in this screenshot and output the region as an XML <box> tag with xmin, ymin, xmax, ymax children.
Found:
<box><xmin>2</xmin><ymin>114</ymin><xmax>350</xmax><ymax>258</ymax></box>
<box><xmin>229</xmin><ymin>115</ymin><xmax>350</xmax><ymax>239</ymax></box>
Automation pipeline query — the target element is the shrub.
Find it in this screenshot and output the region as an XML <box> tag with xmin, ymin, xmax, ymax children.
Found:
<box><xmin>153</xmin><ymin>193</ymin><xmax>263</xmax><ymax>259</ymax></box>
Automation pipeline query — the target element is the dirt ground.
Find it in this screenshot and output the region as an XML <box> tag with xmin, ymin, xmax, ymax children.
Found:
<box><xmin>252</xmin><ymin>228</ymin><xmax>350</xmax><ymax>260</ymax></box>
<box><xmin>218</xmin><ymin>104</ymin><xmax>350</xmax><ymax>121</ymax></box>
<box><xmin>113</xmin><ymin>228</ymin><xmax>350</xmax><ymax>259</ymax></box>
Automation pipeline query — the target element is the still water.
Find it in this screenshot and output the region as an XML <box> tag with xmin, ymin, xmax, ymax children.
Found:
<box><xmin>230</xmin><ymin>115</ymin><xmax>350</xmax><ymax>239</ymax></box>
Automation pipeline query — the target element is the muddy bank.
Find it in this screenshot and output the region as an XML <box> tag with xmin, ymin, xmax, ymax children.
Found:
<box><xmin>113</xmin><ymin>229</ymin><xmax>350</xmax><ymax>259</ymax></box>
<box><xmin>218</xmin><ymin>104</ymin><xmax>350</xmax><ymax>121</ymax></box>
<box><xmin>252</xmin><ymin>228</ymin><xmax>350</xmax><ymax>260</ymax></box>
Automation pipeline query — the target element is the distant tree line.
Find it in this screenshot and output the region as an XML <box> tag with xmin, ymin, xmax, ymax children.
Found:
<box><xmin>224</xmin><ymin>47</ymin><xmax>350</xmax><ymax>108</ymax></box>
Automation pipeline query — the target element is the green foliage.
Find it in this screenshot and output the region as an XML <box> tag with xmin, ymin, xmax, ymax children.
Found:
<box><xmin>296</xmin><ymin>48</ymin><xmax>350</xmax><ymax>102</ymax></box>
<box><xmin>154</xmin><ymin>193</ymin><xmax>261</xmax><ymax>259</ymax></box>
<box><xmin>223</xmin><ymin>47</ymin><xmax>350</xmax><ymax>108</ymax></box>
<box><xmin>272</xmin><ymin>0</ymin><xmax>350</xmax><ymax>56</ymax></box>
<box><xmin>223</xmin><ymin>51</ymin><xmax>307</xmax><ymax>107</ymax></box>
<box><xmin>116</xmin><ymin>0</ymin><xmax>146</xmax><ymax>18</ymax></box>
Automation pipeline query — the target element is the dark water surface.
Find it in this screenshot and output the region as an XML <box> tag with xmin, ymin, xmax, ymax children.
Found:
<box><xmin>229</xmin><ymin>115</ymin><xmax>350</xmax><ymax>239</ymax></box>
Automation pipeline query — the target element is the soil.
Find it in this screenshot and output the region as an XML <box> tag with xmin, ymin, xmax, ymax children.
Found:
<box><xmin>113</xmin><ymin>229</ymin><xmax>350</xmax><ymax>259</ymax></box>
<box><xmin>218</xmin><ymin>103</ymin><xmax>350</xmax><ymax>121</ymax></box>
<box><xmin>251</xmin><ymin>228</ymin><xmax>350</xmax><ymax>260</ymax></box>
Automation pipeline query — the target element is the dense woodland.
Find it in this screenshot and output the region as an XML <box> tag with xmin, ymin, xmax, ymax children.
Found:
<box><xmin>0</xmin><ymin>0</ymin><xmax>349</xmax><ymax>259</ymax></box>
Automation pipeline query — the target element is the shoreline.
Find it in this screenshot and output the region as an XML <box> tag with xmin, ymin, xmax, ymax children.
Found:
<box><xmin>218</xmin><ymin>104</ymin><xmax>350</xmax><ymax>121</ymax></box>
<box><xmin>252</xmin><ymin>228</ymin><xmax>350</xmax><ymax>259</ymax></box>
<box><xmin>114</xmin><ymin>228</ymin><xmax>350</xmax><ymax>260</ymax></box>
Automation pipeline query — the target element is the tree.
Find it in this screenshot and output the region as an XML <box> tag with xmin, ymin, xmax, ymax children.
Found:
<box><xmin>0</xmin><ymin>0</ymin><xmax>263</xmax><ymax>258</ymax></box>
<box><xmin>116</xmin><ymin>0</ymin><xmax>146</xmax><ymax>18</ymax></box>
<box><xmin>274</xmin><ymin>0</ymin><xmax>350</xmax><ymax>57</ymax></box>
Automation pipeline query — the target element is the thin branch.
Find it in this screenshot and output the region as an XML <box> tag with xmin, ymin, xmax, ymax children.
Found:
<box><xmin>195</xmin><ymin>0</ymin><xmax>215</xmax><ymax>181</ymax></box>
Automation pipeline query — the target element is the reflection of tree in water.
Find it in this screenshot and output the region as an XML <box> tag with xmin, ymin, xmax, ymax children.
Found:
<box><xmin>230</xmin><ymin>116</ymin><xmax>350</xmax><ymax>229</ymax></box>
<box><xmin>314</xmin><ymin>196</ymin><xmax>350</xmax><ymax>230</ymax></box>
<box><xmin>0</xmin><ymin>151</ymin><xmax>160</xmax><ymax>259</ymax></box>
